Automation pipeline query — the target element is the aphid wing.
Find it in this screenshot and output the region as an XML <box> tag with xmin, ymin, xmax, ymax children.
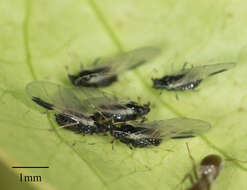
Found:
<box><xmin>26</xmin><ymin>81</ymin><xmax>91</xmax><ymax>115</ymax></box>
<box><xmin>178</xmin><ymin>62</ymin><xmax>236</xmax><ymax>84</ymax></box>
<box><xmin>99</xmin><ymin>47</ymin><xmax>161</xmax><ymax>75</ymax></box>
<box><xmin>79</xmin><ymin>89</ymin><xmax>121</xmax><ymax>112</ymax></box>
<box><xmin>133</xmin><ymin>118</ymin><xmax>211</xmax><ymax>139</ymax></box>
<box><xmin>159</xmin><ymin>118</ymin><xmax>210</xmax><ymax>139</ymax></box>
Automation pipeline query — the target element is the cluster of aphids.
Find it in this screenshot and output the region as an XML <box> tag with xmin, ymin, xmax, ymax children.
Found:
<box><xmin>26</xmin><ymin>46</ymin><xmax>235</xmax><ymax>149</ymax></box>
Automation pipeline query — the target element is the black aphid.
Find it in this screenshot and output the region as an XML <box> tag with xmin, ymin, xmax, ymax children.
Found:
<box><xmin>69</xmin><ymin>47</ymin><xmax>161</xmax><ymax>87</ymax></box>
<box><xmin>95</xmin><ymin>101</ymin><xmax>150</xmax><ymax>122</ymax></box>
<box><xmin>110</xmin><ymin>118</ymin><xmax>211</xmax><ymax>148</ymax></box>
<box><xmin>26</xmin><ymin>81</ymin><xmax>110</xmax><ymax>135</ymax></box>
<box><xmin>55</xmin><ymin>113</ymin><xmax>107</xmax><ymax>134</ymax></box>
<box><xmin>177</xmin><ymin>143</ymin><xmax>223</xmax><ymax>190</ymax></box>
<box><xmin>26</xmin><ymin>81</ymin><xmax>150</xmax><ymax>134</ymax></box>
<box><xmin>152</xmin><ymin>62</ymin><xmax>236</xmax><ymax>90</ymax></box>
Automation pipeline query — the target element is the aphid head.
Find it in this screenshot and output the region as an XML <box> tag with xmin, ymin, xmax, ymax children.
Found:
<box><xmin>152</xmin><ymin>77</ymin><xmax>170</xmax><ymax>89</ymax></box>
<box><xmin>126</xmin><ymin>101</ymin><xmax>150</xmax><ymax>116</ymax></box>
<box><xmin>68</xmin><ymin>73</ymin><xmax>94</xmax><ymax>86</ymax></box>
<box><xmin>152</xmin><ymin>74</ymin><xmax>185</xmax><ymax>89</ymax></box>
<box><xmin>199</xmin><ymin>154</ymin><xmax>223</xmax><ymax>182</ymax></box>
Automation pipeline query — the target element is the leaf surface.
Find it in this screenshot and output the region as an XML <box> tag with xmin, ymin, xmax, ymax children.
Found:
<box><xmin>0</xmin><ymin>0</ymin><xmax>247</xmax><ymax>189</ymax></box>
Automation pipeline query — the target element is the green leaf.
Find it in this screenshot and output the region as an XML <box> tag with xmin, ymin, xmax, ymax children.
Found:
<box><xmin>0</xmin><ymin>0</ymin><xmax>247</xmax><ymax>189</ymax></box>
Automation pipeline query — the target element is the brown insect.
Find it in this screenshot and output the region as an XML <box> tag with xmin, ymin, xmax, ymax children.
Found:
<box><xmin>177</xmin><ymin>143</ymin><xmax>223</xmax><ymax>190</ymax></box>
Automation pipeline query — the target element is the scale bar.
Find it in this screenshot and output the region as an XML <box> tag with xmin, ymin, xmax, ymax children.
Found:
<box><xmin>12</xmin><ymin>166</ymin><xmax>49</xmax><ymax>168</ymax></box>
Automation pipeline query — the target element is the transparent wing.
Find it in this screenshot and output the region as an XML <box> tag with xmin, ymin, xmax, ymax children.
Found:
<box><xmin>26</xmin><ymin>81</ymin><xmax>117</xmax><ymax>116</ymax></box>
<box><xmin>125</xmin><ymin>118</ymin><xmax>211</xmax><ymax>139</ymax></box>
<box><xmin>176</xmin><ymin>62</ymin><xmax>236</xmax><ymax>85</ymax></box>
<box><xmin>94</xmin><ymin>46</ymin><xmax>161</xmax><ymax>75</ymax></box>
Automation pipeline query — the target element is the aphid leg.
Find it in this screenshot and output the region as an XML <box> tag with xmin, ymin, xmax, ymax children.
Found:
<box><xmin>175</xmin><ymin>93</ymin><xmax>179</xmax><ymax>101</ymax></box>
<box><xmin>146</xmin><ymin>101</ymin><xmax>151</xmax><ymax>107</ymax></box>
<box><xmin>182</xmin><ymin>62</ymin><xmax>189</xmax><ymax>71</ymax></box>
<box><xmin>140</xmin><ymin>117</ymin><xmax>147</xmax><ymax>123</ymax></box>
<box><xmin>186</xmin><ymin>143</ymin><xmax>199</xmax><ymax>180</ymax></box>
<box><xmin>57</xmin><ymin>122</ymin><xmax>80</xmax><ymax>129</ymax></box>
<box><xmin>110</xmin><ymin>139</ymin><xmax>115</xmax><ymax>150</ymax></box>
<box><xmin>128</xmin><ymin>144</ymin><xmax>133</xmax><ymax>150</ymax></box>
<box><xmin>91</xmin><ymin>105</ymin><xmax>110</xmax><ymax>122</ymax></box>
<box><xmin>92</xmin><ymin>57</ymin><xmax>101</xmax><ymax>65</ymax></box>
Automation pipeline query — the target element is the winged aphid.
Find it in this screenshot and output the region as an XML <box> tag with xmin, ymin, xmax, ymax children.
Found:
<box><xmin>68</xmin><ymin>46</ymin><xmax>161</xmax><ymax>87</ymax></box>
<box><xmin>110</xmin><ymin>118</ymin><xmax>211</xmax><ymax>148</ymax></box>
<box><xmin>26</xmin><ymin>81</ymin><xmax>150</xmax><ymax>134</ymax></box>
<box><xmin>152</xmin><ymin>62</ymin><xmax>236</xmax><ymax>90</ymax></box>
<box><xmin>26</xmin><ymin>81</ymin><xmax>110</xmax><ymax>134</ymax></box>
<box><xmin>92</xmin><ymin>99</ymin><xmax>150</xmax><ymax>123</ymax></box>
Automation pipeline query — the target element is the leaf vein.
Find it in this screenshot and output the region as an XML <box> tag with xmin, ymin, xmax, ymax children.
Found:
<box><xmin>86</xmin><ymin>0</ymin><xmax>247</xmax><ymax>174</ymax></box>
<box><xmin>23</xmin><ymin>0</ymin><xmax>37</xmax><ymax>80</ymax></box>
<box><xmin>87</xmin><ymin>0</ymin><xmax>124</xmax><ymax>52</ymax></box>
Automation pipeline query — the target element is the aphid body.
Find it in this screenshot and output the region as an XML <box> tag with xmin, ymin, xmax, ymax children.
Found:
<box><xmin>110</xmin><ymin>118</ymin><xmax>210</xmax><ymax>148</ymax></box>
<box><xmin>26</xmin><ymin>81</ymin><xmax>109</xmax><ymax>134</ymax></box>
<box><xmin>95</xmin><ymin>101</ymin><xmax>150</xmax><ymax>122</ymax></box>
<box><xmin>69</xmin><ymin>46</ymin><xmax>161</xmax><ymax>87</ymax></box>
<box><xmin>26</xmin><ymin>81</ymin><xmax>150</xmax><ymax>134</ymax></box>
<box><xmin>152</xmin><ymin>62</ymin><xmax>235</xmax><ymax>91</ymax></box>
